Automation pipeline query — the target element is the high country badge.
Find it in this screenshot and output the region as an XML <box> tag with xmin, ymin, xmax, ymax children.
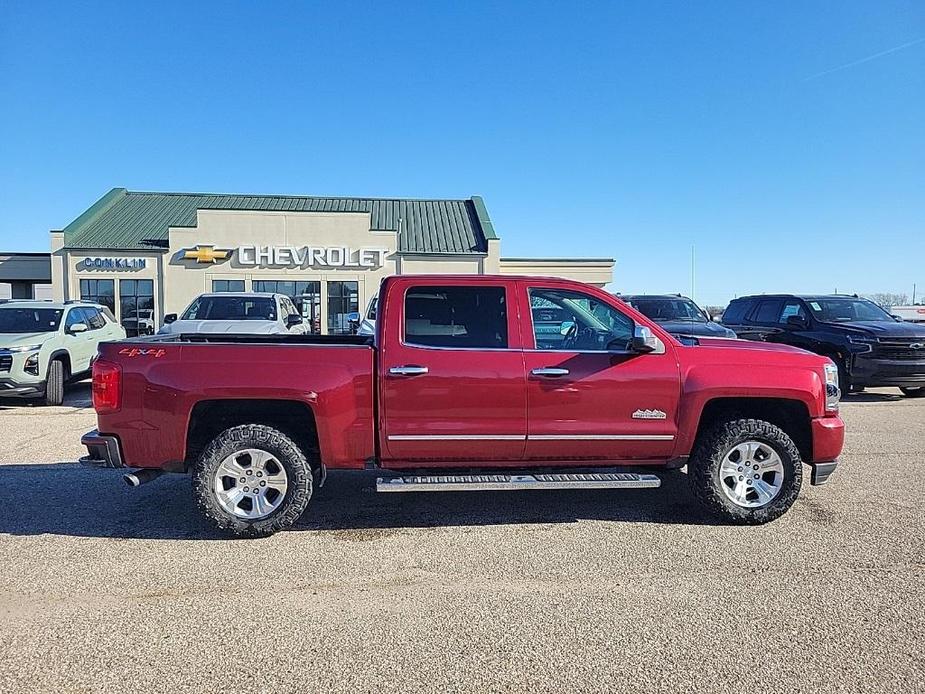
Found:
<box><xmin>632</xmin><ymin>409</ymin><xmax>667</xmax><ymax>420</ymax></box>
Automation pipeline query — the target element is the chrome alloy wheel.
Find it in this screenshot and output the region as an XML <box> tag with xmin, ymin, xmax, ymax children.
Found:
<box><xmin>214</xmin><ymin>449</ymin><xmax>288</xmax><ymax>519</ymax></box>
<box><xmin>718</xmin><ymin>441</ymin><xmax>785</xmax><ymax>508</ymax></box>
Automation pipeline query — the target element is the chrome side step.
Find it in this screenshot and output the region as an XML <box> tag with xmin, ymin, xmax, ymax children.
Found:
<box><xmin>376</xmin><ymin>472</ymin><xmax>661</xmax><ymax>493</ymax></box>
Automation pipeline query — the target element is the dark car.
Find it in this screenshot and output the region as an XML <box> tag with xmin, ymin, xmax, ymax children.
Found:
<box><xmin>621</xmin><ymin>295</ymin><xmax>737</xmax><ymax>340</ymax></box>
<box><xmin>720</xmin><ymin>294</ymin><xmax>925</xmax><ymax>397</ymax></box>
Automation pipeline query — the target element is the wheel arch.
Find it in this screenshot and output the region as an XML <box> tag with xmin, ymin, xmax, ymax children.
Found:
<box><xmin>693</xmin><ymin>397</ymin><xmax>813</xmax><ymax>462</ymax></box>
<box><xmin>185</xmin><ymin>399</ymin><xmax>321</xmax><ymax>472</ymax></box>
<box><xmin>47</xmin><ymin>349</ymin><xmax>71</xmax><ymax>376</ymax></box>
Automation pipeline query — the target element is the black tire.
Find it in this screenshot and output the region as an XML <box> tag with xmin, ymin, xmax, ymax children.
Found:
<box><xmin>900</xmin><ymin>387</ymin><xmax>925</xmax><ymax>398</ymax></box>
<box><xmin>192</xmin><ymin>424</ymin><xmax>313</xmax><ymax>538</ymax></box>
<box><xmin>688</xmin><ymin>418</ymin><xmax>803</xmax><ymax>525</ymax></box>
<box><xmin>44</xmin><ymin>359</ymin><xmax>65</xmax><ymax>406</ymax></box>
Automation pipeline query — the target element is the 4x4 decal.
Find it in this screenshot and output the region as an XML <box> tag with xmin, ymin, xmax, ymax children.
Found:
<box><xmin>118</xmin><ymin>348</ymin><xmax>167</xmax><ymax>358</ymax></box>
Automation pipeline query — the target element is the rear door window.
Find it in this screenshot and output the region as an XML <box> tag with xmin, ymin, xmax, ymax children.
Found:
<box><xmin>720</xmin><ymin>300</ymin><xmax>750</xmax><ymax>325</ymax></box>
<box><xmin>404</xmin><ymin>286</ymin><xmax>508</xmax><ymax>349</ymax></box>
<box><xmin>752</xmin><ymin>299</ymin><xmax>783</xmax><ymax>325</ymax></box>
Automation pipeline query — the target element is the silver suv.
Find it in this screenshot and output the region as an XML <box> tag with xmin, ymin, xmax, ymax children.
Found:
<box><xmin>0</xmin><ymin>301</ymin><xmax>126</xmax><ymax>405</ymax></box>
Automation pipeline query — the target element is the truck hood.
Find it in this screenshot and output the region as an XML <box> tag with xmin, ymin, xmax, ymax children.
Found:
<box><xmin>655</xmin><ymin>320</ymin><xmax>735</xmax><ymax>338</ymax></box>
<box><xmin>824</xmin><ymin>321</ymin><xmax>925</xmax><ymax>339</ymax></box>
<box><xmin>159</xmin><ymin>320</ymin><xmax>283</xmax><ymax>335</ymax></box>
<box><xmin>693</xmin><ymin>337</ymin><xmax>809</xmax><ymax>355</ymax></box>
<box><xmin>0</xmin><ymin>332</ymin><xmax>53</xmax><ymax>349</ymax></box>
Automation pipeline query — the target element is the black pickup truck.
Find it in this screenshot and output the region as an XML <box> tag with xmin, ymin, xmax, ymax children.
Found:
<box><xmin>721</xmin><ymin>294</ymin><xmax>925</xmax><ymax>396</ymax></box>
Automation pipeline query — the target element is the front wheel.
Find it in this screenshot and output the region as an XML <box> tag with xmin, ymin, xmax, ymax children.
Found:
<box><xmin>44</xmin><ymin>359</ymin><xmax>66</xmax><ymax>406</ymax></box>
<box><xmin>688</xmin><ymin>419</ymin><xmax>803</xmax><ymax>524</ymax></box>
<box><xmin>900</xmin><ymin>387</ymin><xmax>925</xmax><ymax>398</ymax></box>
<box><xmin>193</xmin><ymin>424</ymin><xmax>313</xmax><ymax>537</ymax></box>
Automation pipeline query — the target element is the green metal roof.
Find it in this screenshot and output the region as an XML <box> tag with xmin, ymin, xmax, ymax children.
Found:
<box><xmin>63</xmin><ymin>188</ymin><xmax>498</xmax><ymax>254</ymax></box>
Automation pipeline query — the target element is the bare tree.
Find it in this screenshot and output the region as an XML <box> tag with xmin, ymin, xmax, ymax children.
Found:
<box><xmin>866</xmin><ymin>293</ymin><xmax>909</xmax><ymax>309</ymax></box>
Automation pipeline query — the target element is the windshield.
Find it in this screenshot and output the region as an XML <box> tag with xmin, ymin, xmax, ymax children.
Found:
<box><xmin>181</xmin><ymin>296</ymin><xmax>277</xmax><ymax>321</ymax></box>
<box><xmin>0</xmin><ymin>307</ymin><xmax>63</xmax><ymax>333</ymax></box>
<box><xmin>630</xmin><ymin>298</ymin><xmax>706</xmax><ymax>323</ymax></box>
<box><xmin>806</xmin><ymin>298</ymin><xmax>893</xmax><ymax>323</ymax></box>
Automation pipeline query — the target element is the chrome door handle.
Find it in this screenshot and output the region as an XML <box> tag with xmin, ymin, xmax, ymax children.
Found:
<box><xmin>531</xmin><ymin>367</ymin><xmax>570</xmax><ymax>377</ymax></box>
<box><xmin>389</xmin><ymin>365</ymin><xmax>429</xmax><ymax>376</ymax></box>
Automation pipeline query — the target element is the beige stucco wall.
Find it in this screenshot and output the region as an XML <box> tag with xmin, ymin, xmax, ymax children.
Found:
<box><xmin>498</xmin><ymin>258</ymin><xmax>615</xmax><ymax>287</ymax></box>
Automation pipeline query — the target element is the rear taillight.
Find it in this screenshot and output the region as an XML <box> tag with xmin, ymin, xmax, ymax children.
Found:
<box><xmin>92</xmin><ymin>360</ymin><xmax>122</xmax><ymax>413</ymax></box>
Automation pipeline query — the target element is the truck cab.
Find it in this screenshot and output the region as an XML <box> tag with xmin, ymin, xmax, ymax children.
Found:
<box><xmin>81</xmin><ymin>275</ymin><xmax>845</xmax><ymax>537</ymax></box>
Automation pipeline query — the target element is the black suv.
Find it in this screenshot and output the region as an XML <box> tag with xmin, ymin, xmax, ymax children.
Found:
<box><xmin>621</xmin><ymin>294</ymin><xmax>737</xmax><ymax>339</ymax></box>
<box><xmin>721</xmin><ymin>294</ymin><xmax>925</xmax><ymax>397</ymax></box>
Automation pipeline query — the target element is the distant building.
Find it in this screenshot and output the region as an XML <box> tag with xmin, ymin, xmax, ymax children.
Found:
<box><xmin>0</xmin><ymin>253</ymin><xmax>52</xmax><ymax>300</ymax></box>
<box><xmin>50</xmin><ymin>188</ymin><xmax>615</xmax><ymax>336</ymax></box>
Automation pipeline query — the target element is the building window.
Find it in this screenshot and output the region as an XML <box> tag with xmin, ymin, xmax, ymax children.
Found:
<box><xmin>79</xmin><ymin>279</ymin><xmax>115</xmax><ymax>313</ymax></box>
<box><xmin>119</xmin><ymin>279</ymin><xmax>155</xmax><ymax>337</ymax></box>
<box><xmin>327</xmin><ymin>281</ymin><xmax>359</xmax><ymax>335</ymax></box>
<box><xmin>212</xmin><ymin>280</ymin><xmax>245</xmax><ymax>293</ymax></box>
<box><xmin>253</xmin><ymin>280</ymin><xmax>322</xmax><ymax>334</ymax></box>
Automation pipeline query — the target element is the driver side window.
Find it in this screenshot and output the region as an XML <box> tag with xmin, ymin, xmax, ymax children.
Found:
<box><xmin>529</xmin><ymin>288</ymin><xmax>634</xmax><ymax>351</ymax></box>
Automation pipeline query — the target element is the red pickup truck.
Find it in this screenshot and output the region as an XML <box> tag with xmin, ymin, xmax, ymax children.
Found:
<box><xmin>81</xmin><ymin>275</ymin><xmax>845</xmax><ymax>537</ymax></box>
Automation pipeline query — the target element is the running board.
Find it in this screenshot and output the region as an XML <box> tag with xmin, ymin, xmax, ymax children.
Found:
<box><xmin>376</xmin><ymin>472</ymin><xmax>661</xmax><ymax>493</ymax></box>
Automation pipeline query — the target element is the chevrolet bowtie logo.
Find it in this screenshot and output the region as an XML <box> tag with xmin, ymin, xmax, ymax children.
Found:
<box><xmin>183</xmin><ymin>245</ymin><xmax>231</xmax><ymax>263</ymax></box>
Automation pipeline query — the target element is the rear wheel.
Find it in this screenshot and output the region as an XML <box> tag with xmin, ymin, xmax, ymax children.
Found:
<box><xmin>900</xmin><ymin>387</ymin><xmax>925</xmax><ymax>398</ymax></box>
<box><xmin>193</xmin><ymin>424</ymin><xmax>313</xmax><ymax>537</ymax></box>
<box><xmin>44</xmin><ymin>359</ymin><xmax>65</xmax><ymax>406</ymax></box>
<box><xmin>688</xmin><ymin>418</ymin><xmax>802</xmax><ymax>524</ymax></box>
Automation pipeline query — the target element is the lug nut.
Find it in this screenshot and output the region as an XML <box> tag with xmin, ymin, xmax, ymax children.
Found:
<box><xmin>240</xmin><ymin>477</ymin><xmax>246</xmax><ymax>483</ymax></box>
<box><xmin>737</xmin><ymin>467</ymin><xmax>743</xmax><ymax>472</ymax></box>
<box><xmin>260</xmin><ymin>481</ymin><xmax>266</xmax><ymax>487</ymax></box>
<box><xmin>753</xmin><ymin>465</ymin><xmax>759</xmax><ymax>470</ymax></box>
<box><xmin>738</xmin><ymin>475</ymin><xmax>744</xmax><ymax>481</ymax></box>
<box><xmin>243</xmin><ymin>486</ymin><xmax>249</xmax><ymax>492</ymax></box>
<box><xmin>246</xmin><ymin>470</ymin><xmax>253</xmax><ymax>476</ymax></box>
<box><xmin>754</xmin><ymin>473</ymin><xmax>760</xmax><ymax>479</ymax></box>
<box><xmin>253</xmin><ymin>489</ymin><xmax>259</xmax><ymax>494</ymax></box>
<box><xmin>257</xmin><ymin>471</ymin><xmax>263</xmax><ymax>477</ymax></box>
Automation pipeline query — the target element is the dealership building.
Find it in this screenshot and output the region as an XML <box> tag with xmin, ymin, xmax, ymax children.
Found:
<box><xmin>47</xmin><ymin>188</ymin><xmax>614</xmax><ymax>335</ymax></box>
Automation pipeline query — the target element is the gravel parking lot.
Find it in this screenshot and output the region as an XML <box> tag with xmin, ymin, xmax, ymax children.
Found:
<box><xmin>0</xmin><ymin>384</ymin><xmax>922</xmax><ymax>693</ymax></box>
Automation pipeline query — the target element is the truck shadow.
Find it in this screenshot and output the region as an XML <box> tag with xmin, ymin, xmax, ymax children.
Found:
<box><xmin>0</xmin><ymin>464</ymin><xmax>716</xmax><ymax>540</ymax></box>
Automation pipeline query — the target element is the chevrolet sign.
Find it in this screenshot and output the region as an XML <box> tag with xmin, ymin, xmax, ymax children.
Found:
<box><xmin>237</xmin><ymin>245</ymin><xmax>388</xmax><ymax>269</ymax></box>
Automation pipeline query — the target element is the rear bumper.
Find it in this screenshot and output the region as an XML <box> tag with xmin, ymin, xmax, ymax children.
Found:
<box><xmin>79</xmin><ymin>429</ymin><xmax>125</xmax><ymax>468</ymax></box>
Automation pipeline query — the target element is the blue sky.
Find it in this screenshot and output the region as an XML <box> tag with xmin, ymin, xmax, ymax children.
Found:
<box><xmin>1</xmin><ymin>1</ymin><xmax>923</xmax><ymax>305</ymax></box>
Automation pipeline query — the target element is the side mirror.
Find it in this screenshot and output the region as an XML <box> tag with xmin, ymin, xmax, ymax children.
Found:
<box><xmin>786</xmin><ymin>315</ymin><xmax>808</xmax><ymax>329</ymax></box>
<box><xmin>286</xmin><ymin>314</ymin><xmax>304</xmax><ymax>328</ymax></box>
<box><xmin>711</xmin><ymin>313</ymin><xmax>724</xmax><ymax>323</ymax></box>
<box><xmin>68</xmin><ymin>322</ymin><xmax>88</xmax><ymax>334</ymax></box>
<box><xmin>346</xmin><ymin>312</ymin><xmax>361</xmax><ymax>324</ymax></box>
<box><xmin>892</xmin><ymin>314</ymin><xmax>904</xmax><ymax>322</ymax></box>
<box><xmin>164</xmin><ymin>313</ymin><xmax>177</xmax><ymax>324</ymax></box>
<box><xmin>630</xmin><ymin>325</ymin><xmax>659</xmax><ymax>353</ymax></box>
<box><xmin>560</xmin><ymin>320</ymin><xmax>576</xmax><ymax>336</ymax></box>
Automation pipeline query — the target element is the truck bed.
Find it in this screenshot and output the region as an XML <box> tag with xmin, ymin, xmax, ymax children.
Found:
<box><xmin>95</xmin><ymin>337</ymin><xmax>377</xmax><ymax>470</ymax></box>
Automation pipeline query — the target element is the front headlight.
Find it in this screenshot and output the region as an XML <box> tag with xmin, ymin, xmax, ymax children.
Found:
<box><xmin>846</xmin><ymin>334</ymin><xmax>876</xmax><ymax>353</ymax></box>
<box><xmin>824</xmin><ymin>361</ymin><xmax>840</xmax><ymax>411</ymax></box>
<box><xmin>7</xmin><ymin>343</ymin><xmax>43</xmax><ymax>353</ymax></box>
